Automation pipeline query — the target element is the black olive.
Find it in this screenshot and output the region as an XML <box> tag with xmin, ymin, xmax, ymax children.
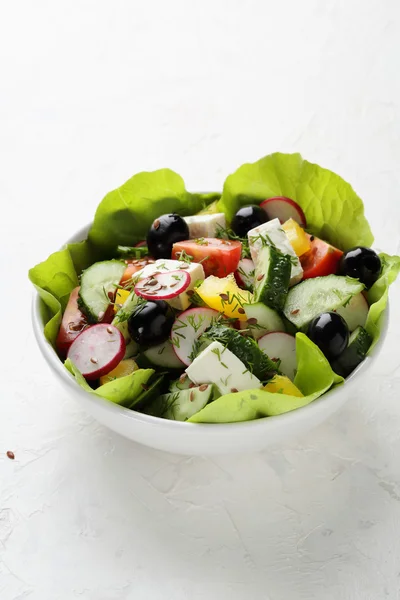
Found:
<box><xmin>231</xmin><ymin>205</ymin><xmax>269</xmax><ymax>238</ymax></box>
<box><xmin>307</xmin><ymin>312</ymin><xmax>349</xmax><ymax>360</ymax></box>
<box><xmin>128</xmin><ymin>300</ymin><xmax>174</xmax><ymax>347</ymax></box>
<box><xmin>146</xmin><ymin>214</ymin><xmax>189</xmax><ymax>259</ymax></box>
<box><xmin>338</xmin><ymin>246</ymin><xmax>381</xmax><ymax>289</ymax></box>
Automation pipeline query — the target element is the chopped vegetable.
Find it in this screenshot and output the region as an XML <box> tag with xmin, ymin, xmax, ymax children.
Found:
<box><xmin>282</xmin><ymin>218</ymin><xmax>311</xmax><ymax>256</ymax></box>
<box><xmin>99</xmin><ymin>358</ymin><xmax>138</xmax><ymax>385</ymax></box>
<box><xmin>172</xmin><ymin>237</ymin><xmax>241</xmax><ymax>278</ymax></box>
<box><xmin>195</xmin><ymin>274</ymin><xmax>252</xmax><ymax>321</ymax></box>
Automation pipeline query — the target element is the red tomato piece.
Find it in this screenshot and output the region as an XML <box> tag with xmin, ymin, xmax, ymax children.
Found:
<box><xmin>56</xmin><ymin>287</ymin><xmax>88</xmax><ymax>357</ymax></box>
<box><xmin>120</xmin><ymin>257</ymin><xmax>155</xmax><ymax>286</ymax></box>
<box><xmin>171</xmin><ymin>238</ymin><xmax>242</xmax><ymax>278</ymax></box>
<box><xmin>300</xmin><ymin>235</ymin><xmax>343</xmax><ymax>279</ymax></box>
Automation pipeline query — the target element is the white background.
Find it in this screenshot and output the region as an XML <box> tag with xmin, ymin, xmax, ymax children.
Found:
<box><xmin>1</xmin><ymin>1</ymin><xmax>400</xmax><ymax>598</ymax></box>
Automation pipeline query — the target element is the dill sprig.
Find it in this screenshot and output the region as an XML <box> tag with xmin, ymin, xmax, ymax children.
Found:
<box><xmin>215</xmin><ymin>224</ymin><xmax>251</xmax><ymax>259</ymax></box>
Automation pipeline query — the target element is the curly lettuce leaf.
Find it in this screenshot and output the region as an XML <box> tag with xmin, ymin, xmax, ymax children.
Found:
<box><xmin>189</xmin><ymin>334</ymin><xmax>343</xmax><ymax>423</ymax></box>
<box><xmin>29</xmin><ymin>242</ymin><xmax>96</xmax><ymax>346</ymax></box>
<box><xmin>88</xmin><ymin>169</ymin><xmax>218</xmax><ymax>255</ymax></box>
<box><xmin>218</xmin><ymin>152</ymin><xmax>373</xmax><ymax>251</ymax></box>
<box><xmin>365</xmin><ymin>253</ymin><xmax>400</xmax><ymax>350</ymax></box>
<box><xmin>65</xmin><ymin>358</ymin><xmax>154</xmax><ymax>408</ymax></box>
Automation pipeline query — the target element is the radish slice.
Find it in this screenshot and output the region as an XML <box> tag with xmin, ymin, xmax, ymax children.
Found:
<box><xmin>67</xmin><ymin>324</ymin><xmax>125</xmax><ymax>380</ymax></box>
<box><xmin>171</xmin><ymin>307</ymin><xmax>220</xmax><ymax>366</ymax></box>
<box><xmin>235</xmin><ymin>258</ymin><xmax>255</xmax><ymax>290</ymax></box>
<box><xmin>258</xmin><ymin>332</ymin><xmax>297</xmax><ymax>381</ymax></box>
<box><xmin>335</xmin><ymin>292</ymin><xmax>369</xmax><ymax>332</ymax></box>
<box><xmin>260</xmin><ymin>197</ymin><xmax>307</xmax><ymax>227</ymax></box>
<box><xmin>134</xmin><ymin>270</ymin><xmax>190</xmax><ymax>300</ymax></box>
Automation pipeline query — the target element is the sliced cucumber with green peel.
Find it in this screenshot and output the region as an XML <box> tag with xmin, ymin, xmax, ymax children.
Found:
<box><xmin>129</xmin><ymin>373</ymin><xmax>165</xmax><ymax>411</ymax></box>
<box><xmin>143</xmin><ymin>339</ymin><xmax>185</xmax><ymax>369</ymax></box>
<box><xmin>244</xmin><ymin>302</ymin><xmax>285</xmax><ymax>340</ymax></box>
<box><xmin>200</xmin><ymin>323</ymin><xmax>279</xmax><ymax>380</ymax></box>
<box><xmin>283</xmin><ymin>275</ymin><xmax>364</xmax><ymax>329</ymax></box>
<box><xmin>169</xmin><ymin>373</ymin><xmax>194</xmax><ymax>393</ymax></box>
<box><xmin>79</xmin><ymin>260</ymin><xmax>125</xmax><ymax>322</ymax></box>
<box><xmin>145</xmin><ymin>384</ymin><xmax>214</xmax><ymax>421</ymax></box>
<box><xmin>124</xmin><ymin>339</ymin><xmax>139</xmax><ymax>359</ymax></box>
<box><xmin>253</xmin><ymin>245</ymin><xmax>291</xmax><ymax>311</ymax></box>
<box><xmin>331</xmin><ymin>326</ymin><xmax>372</xmax><ymax>378</ymax></box>
<box><xmin>335</xmin><ymin>292</ymin><xmax>369</xmax><ymax>332</ymax></box>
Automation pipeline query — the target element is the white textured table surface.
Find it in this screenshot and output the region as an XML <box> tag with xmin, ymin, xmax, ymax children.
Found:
<box><xmin>2</xmin><ymin>1</ymin><xmax>400</xmax><ymax>598</ymax></box>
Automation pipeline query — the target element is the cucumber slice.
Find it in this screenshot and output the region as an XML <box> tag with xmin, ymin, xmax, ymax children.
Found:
<box><xmin>331</xmin><ymin>326</ymin><xmax>372</xmax><ymax>378</ymax></box>
<box><xmin>79</xmin><ymin>260</ymin><xmax>125</xmax><ymax>322</ymax></box>
<box><xmin>169</xmin><ymin>373</ymin><xmax>194</xmax><ymax>393</ymax></box>
<box><xmin>283</xmin><ymin>275</ymin><xmax>364</xmax><ymax>329</ymax></box>
<box><xmin>244</xmin><ymin>302</ymin><xmax>285</xmax><ymax>340</ymax></box>
<box><xmin>145</xmin><ymin>384</ymin><xmax>214</xmax><ymax>421</ymax></box>
<box><xmin>253</xmin><ymin>245</ymin><xmax>291</xmax><ymax>311</ymax></box>
<box><xmin>129</xmin><ymin>373</ymin><xmax>165</xmax><ymax>411</ymax></box>
<box><xmin>143</xmin><ymin>339</ymin><xmax>185</xmax><ymax>369</ymax></box>
<box><xmin>124</xmin><ymin>339</ymin><xmax>139</xmax><ymax>359</ymax></box>
<box><xmin>200</xmin><ymin>323</ymin><xmax>279</xmax><ymax>380</ymax></box>
<box><xmin>335</xmin><ymin>292</ymin><xmax>369</xmax><ymax>332</ymax></box>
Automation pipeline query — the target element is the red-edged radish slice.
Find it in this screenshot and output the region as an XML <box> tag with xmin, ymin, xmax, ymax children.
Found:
<box><xmin>134</xmin><ymin>270</ymin><xmax>190</xmax><ymax>301</ymax></box>
<box><xmin>171</xmin><ymin>307</ymin><xmax>220</xmax><ymax>366</ymax></box>
<box><xmin>260</xmin><ymin>197</ymin><xmax>306</xmax><ymax>227</ymax></box>
<box><xmin>134</xmin><ymin>240</ymin><xmax>147</xmax><ymax>247</ymax></box>
<box><xmin>234</xmin><ymin>258</ymin><xmax>255</xmax><ymax>290</ymax></box>
<box><xmin>67</xmin><ymin>324</ymin><xmax>125</xmax><ymax>380</ymax></box>
<box><xmin>335</xmin><ymin>292</ymin><xmax>368</xmax><ymax>332</ymax></box>
<box><xmin>258</xmin><ymin>332</ymin><xmax>297</xmax><ymax>381</ymax></box>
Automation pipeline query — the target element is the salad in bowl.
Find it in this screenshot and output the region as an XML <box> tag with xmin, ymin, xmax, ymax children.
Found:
<box><xmin>30</xmin><ymin>153</ymin><xmax>400</xmax><ymax>426</ymax></box>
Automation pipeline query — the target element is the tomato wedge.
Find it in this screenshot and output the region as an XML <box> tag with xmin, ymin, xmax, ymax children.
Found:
<box><xmin>300</xmin><ymin>235</ymin><xmax>343</xmax><ymax>279</ymax></box>
<box><xmin>171</xmin><ymin>238</ymin><xmax>242</xmax><ymax>278</ymax></box>
<box><xmin>120</xmin><ymin>257</ymin><xmax>155</xmax><ymax>286</ymax></box>
<box><xmin>56</xmin><ymin>287</ymin><xmax>88</xmax><ymax>357</ymax></box>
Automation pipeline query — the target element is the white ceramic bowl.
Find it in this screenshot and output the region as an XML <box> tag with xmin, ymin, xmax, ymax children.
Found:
<box><xmin>32</xmin><ymin>224</ymin><xmax>389</xmax><ymax>455</ymax></box>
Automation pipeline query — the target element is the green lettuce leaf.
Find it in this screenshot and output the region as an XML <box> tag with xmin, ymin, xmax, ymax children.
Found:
<box><xmin>65</xmin><ymin>358</ymin><xmax>154</xmax><ymax>408</ymax></box>
<box><xmin>218</xmin><ymin>152</ymin><xmax>373</xmax><ymax>250</ymax></box>
<box><xmin>28</xmin><ymin>242</ymin><xmax>95</xmax><ymax>346</ymax></box>
<box><xmin>88</xmin><ymin>169</ymin><xmax>218</xmax><ymax>256</ymax></box>
<box><xmin>365</xmin><ymin>253</ymin><xmax>400</xmax><ymax>350</ymax></box>
<box><xmin>189</xmin><ymin>334</ymin><xmax>343</xmax><ymax>423</ymax></box>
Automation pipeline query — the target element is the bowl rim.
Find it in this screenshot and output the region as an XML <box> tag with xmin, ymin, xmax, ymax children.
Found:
<box><xmin>31</xmin><ymin>222</ymin><xmax>389</xmax><ymax>432</ymax></box>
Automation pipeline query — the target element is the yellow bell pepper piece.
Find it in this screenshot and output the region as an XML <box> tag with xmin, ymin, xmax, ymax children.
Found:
<box><xmin>282</xmin><ymin>218</ymin><xmax>311</xmax><ymax>257</ymax></box>
<box><xmin>114</xmin><ymin>288</ymin><xmax>131</xmax><ymax>313</ymax></box>
<box><xmin>99</xmin><ymin>358</ymin><xmax>138</xmax><ymax>385</ymax></box>
<box><xmin>264</xmin><ymin>375</ymin><xmax>303</xmax><ymax>397</ymax></box>
<box><xmin>196</xmin><ymin>274</ymin><xmax>252</xmax><ymax>321</ymax></box>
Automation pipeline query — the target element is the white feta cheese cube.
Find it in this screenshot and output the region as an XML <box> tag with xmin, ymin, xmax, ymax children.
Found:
<box><xmin>248</xmin><ymin>218</ymin><xmax>303</xmax><ymax>286</ymax></box>
<box><xmin>186</xmin><ymin>341</ymin><xmax>262</xmax><ymax>395</ymax></box>
<box><xmin>183</xmin><ymin>213</ymin><xmax>226</xmax><ymax>238</ymax></box>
